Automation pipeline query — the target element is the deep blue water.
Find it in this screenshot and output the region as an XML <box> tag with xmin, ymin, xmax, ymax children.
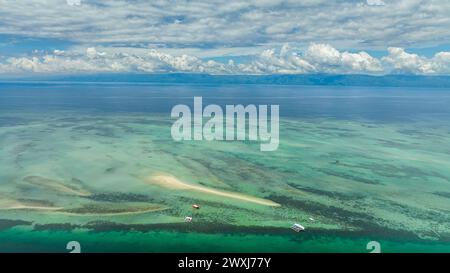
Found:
<box><xmin>1</xmin><ymin>83</ymin><xmax>450</xmax><ymax>123</ymax></box>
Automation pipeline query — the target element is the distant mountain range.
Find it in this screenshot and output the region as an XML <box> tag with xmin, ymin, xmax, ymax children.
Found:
<box><xmin>2</xmin><ymin>73</ymin><xmax>450</xmax><ymax>88</ymax></box>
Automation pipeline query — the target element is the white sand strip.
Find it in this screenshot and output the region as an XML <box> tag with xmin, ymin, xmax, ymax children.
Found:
<box><xmin>147</xmin><ymin>175</ymin><xmax>280</xmax><ymax>207</ymax></box>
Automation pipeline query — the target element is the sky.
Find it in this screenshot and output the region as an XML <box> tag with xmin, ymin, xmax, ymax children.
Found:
<box><xmin>1</xmin><ymin>0</ymin><xmax>450</xmax><ymax>75</ymax></box>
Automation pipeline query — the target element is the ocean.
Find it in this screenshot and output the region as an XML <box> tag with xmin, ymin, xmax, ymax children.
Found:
<box><xmin>0</xmin><ymin>82</ymin><xmax>449</xmax><ymax>252</ymax></box>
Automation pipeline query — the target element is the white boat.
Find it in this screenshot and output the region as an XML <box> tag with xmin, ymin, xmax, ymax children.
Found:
<box><xmin>291</xmin><ymin>223</ymin><xmax>305</xmax><ymax>232</ymax></box>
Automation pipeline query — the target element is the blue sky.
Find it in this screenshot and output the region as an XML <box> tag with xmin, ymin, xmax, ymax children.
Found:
<box><xmin>1</xmin><ymin>0</ymin><xmax>450</xmax><ymax>75</ymax></box>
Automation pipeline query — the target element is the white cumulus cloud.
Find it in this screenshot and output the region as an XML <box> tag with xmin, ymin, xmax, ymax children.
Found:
<box><xmin>1</xmin><ymin>44</ymin><xmax>450</xmax><ymax>75</ymax></box>
<box><xmin>382</xmin><ymin>47</ymin><xmax>450</xmax><ymax>74</ymax></box>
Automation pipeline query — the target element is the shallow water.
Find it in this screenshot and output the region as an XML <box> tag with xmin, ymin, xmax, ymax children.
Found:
<box><xmin>0</xmin><ymin>83</ymin><xmax>449</xmax><ymax>252</ymax></box>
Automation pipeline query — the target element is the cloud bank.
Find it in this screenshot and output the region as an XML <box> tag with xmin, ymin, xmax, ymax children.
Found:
<box><xmin>1</xmin><ymin>0</ymin><xmax>450</xmax><ymax>50</ymax></box>
<box><xmin>2</xmin><ymin>43</ymin><xmax>450</xmax><ymax>75</ymax></box>
<box><xmin>1</xmin><ymin>1</ymin><xmax>450</xmax><ymax>75</ymax></box>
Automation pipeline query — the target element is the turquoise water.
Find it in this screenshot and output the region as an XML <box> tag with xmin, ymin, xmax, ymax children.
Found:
<box><xmin>0</xmin><ymin>83</ymin><xmax>449</xmax><ymax>252</ymax></box>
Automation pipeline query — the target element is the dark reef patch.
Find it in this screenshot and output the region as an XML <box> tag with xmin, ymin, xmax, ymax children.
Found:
<box><xmin>85</xmin><ymin>192</ymin><xmax>155</xmax><ymax>203</ymax></box>
<box><xmin>71</xmin><ymin>125</ymin><xmax>117</xmax><ymax>138</ymax></box>
<box><xmin>433</xmin><ymin>192</ymin><xmax>450</xmax><ymax>199</ymax></box>
<box><xmin>83</xmin><ymin>220</ymin><xmax>298</xmax><ymax>235</ymax></box>
<box><xmin>33</xmin><ymin>223</ymin><xmax>81</xmax><ymax>231</ymax></box>
<box><xmin>0</xmin><ymin>116</ymin><xmax>33</xmax><ymax>127</ymax></box>
<box><xmin>315</xmin><ymin>168</ymin><xmax>383</xmax><ymax>185</ymax></box>
<box><xmin>0</xmin><ymin>219</ymin><xmax>33</xmax><ymax>231</ymax></box>
<box><xmin>267</xmin><ymin>195</ymin><xmax>420</xmax><ymax>240</ymax></box>
<box><xmin>16</xmin><ymin>199</ymin><xmax>55</xmax><ymax>207</ymax></box>
<box><xmin>287</xmin><ymin>183</ymin><xmax>364</xmax><ymax>201</ymax></box>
